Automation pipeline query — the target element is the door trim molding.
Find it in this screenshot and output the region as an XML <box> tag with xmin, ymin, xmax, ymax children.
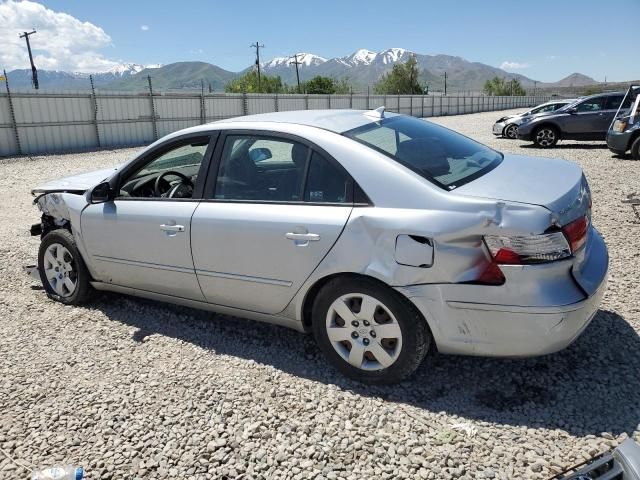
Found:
<box><xmin>195</xmin><ymin>268</ymin><xmax>292</xmax><ymax>287</ymax></box>
<box><xmin>93</xmin><ymin>255</ymin><xmax>195</xmax><ymax>274</ymax></box>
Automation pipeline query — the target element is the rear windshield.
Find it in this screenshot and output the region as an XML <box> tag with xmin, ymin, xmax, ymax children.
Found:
<box><xmin>343</xmin><ymin>115</ymin><xmax>502</xmax><ymax>189</ymax></box>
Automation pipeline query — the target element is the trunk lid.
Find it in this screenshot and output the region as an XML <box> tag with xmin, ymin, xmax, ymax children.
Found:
<box><xmin>454</xmin><ymin>153</ymin><xmax>602</xmax><ymax>295</ymax></box>
<box><xmin>453</xmin><ymin>154</ymin><xmax>588</xmax><ymax>224</ymax></box>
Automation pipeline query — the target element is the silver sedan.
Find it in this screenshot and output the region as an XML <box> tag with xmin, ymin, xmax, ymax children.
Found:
<box><xmin>30</xmin><ymin>108</ymin><xmax>608</xmax><ymax>384</ymax></box>
<box><xmin>493</xmin><ymin>99</ymin><xmax>574</xmax><ymax>138</ymax></box>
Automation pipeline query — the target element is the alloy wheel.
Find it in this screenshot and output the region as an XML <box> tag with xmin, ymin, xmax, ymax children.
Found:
<box><xmin>325</xmin><ymin>293</ymin><xmax>403</xmax><ymax>371</ymax></box>
<box><xmin>536</xmin><ymin>128</ymin><xmax>557</xmax><ymax>147</ymax></box>
<box><xmin>505</xmin><ymin>124</ymin><xmax>518</xmax><ymax>139</ymax></box>
<box><xmin>43</xmin><ymin>242</ymin><xmax>77</xmax><ymax>297</ymax></box>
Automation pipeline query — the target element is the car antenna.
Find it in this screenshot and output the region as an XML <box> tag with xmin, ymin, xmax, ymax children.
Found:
<box><xmin>364</xmin><ymin>106</ymin><xmax>385</xmax><ymax>119</ymax></box>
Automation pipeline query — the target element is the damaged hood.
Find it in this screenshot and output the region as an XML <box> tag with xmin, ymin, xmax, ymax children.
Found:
<box><xmin>32</xmin><ymin>165</ymin><xmax>121</xmax><ymax>195</ymax></box>
<box><xmin>453</xmin><ymin>154</ymin><xmax>587</xmax><ymax>224</ymax></box>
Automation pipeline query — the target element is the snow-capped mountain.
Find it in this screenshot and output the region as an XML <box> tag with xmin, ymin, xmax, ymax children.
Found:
<box><xmin>338</xmin><ymin>49</ymin><xmax>378</xmax><ymax>66</ymax></box>
<box><xmin>336</xmin><ymin>48</ymin><xmax>411</xmax><ymax>67</ymax></box>
<box><xmin>262</xmin><ymin>53</ymin><xmax>326</xmax><ymax>69</ymax></box>
<box><xmin>104</xmin><ymin>63</ymin><xmax>162</xmax><ymax>76</ymax></box>
<box><xmin>6</xmin><ymin>63</ymin><xmax>161</xmax><ymax>90</ymax></box>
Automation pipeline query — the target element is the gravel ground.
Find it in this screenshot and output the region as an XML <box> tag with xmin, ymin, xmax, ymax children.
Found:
<box><xmin>1</xmin><ymin>109</ymin><xmax>639</xmax><ymax>480</ymax></box>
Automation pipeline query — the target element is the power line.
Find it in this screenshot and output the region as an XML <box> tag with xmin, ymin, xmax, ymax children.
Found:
<box><xmin>250</xmin><ymin>41</ymin><xmax>265</xmax><ymax>91</ymax></box>
<box><xmin>289</xmin><ymin>53</ymin><xmax>302</xmax><ymax>93</ymax></box>
<box><xmin>19</xmin><ymin>30</ymin><xmax>38</xmax><ymax>90</ymax></box>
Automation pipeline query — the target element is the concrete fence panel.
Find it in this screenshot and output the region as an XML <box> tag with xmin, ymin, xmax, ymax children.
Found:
<box><xmin>0</xmin><ymin>91</ymin><xmax>551</xmax><ymax>157</ymax></box>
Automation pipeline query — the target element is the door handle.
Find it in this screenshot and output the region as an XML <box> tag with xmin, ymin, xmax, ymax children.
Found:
<box><xmin>160</xmin><ymin>224</ymin><xmax>185</xmax><ymax>232</ymax></box>
<box><xmin>286</xmin><ymin>232</ymin><xmax>320</xmax><ymax>242</ymax></box>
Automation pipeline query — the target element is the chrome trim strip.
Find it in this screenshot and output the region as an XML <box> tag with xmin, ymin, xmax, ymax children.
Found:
<box><xmin>195</xmin><ymin>269</ymin><xmax>292</xmax><ymax>287</ymax></box>
<box><xmin>446</xmin><ymin>300</ymin><xmax>584</xmax><ymax>314</ymax></box>
<box><xmin>93</xmin><ymin>255</ymin><xmax>195</xmax><ymax>274</ymax></box>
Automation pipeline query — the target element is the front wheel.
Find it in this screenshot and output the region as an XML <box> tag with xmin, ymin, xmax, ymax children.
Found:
<box><xmin>533</xmin><ymin>126</ymin><xmax>559</xmax><ymax>148</ymax></box>
<box><xmin>38</xmin><ymin>229</ymin><xmax>94</xmax><ymax>305</ymax></box>
<box><xmin>504</xmin><ymin>123</ymin><xmax>518</xmax><ymax>139</ymax></box>
<box><xmin>312</xmin><ymin>277</ymin><xmax>431</xmax><ymax>385</ymax></box>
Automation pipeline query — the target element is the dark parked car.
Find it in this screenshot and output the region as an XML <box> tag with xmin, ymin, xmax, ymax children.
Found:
<box><xmin>518</xmin><ymin>92</ymin><xmax>632</xmax><ymax>148</ymax></box>
<box><xmin>607</xmin><ymin>85</ymin><xmax>640</xmax><ymax>159</ymax></box>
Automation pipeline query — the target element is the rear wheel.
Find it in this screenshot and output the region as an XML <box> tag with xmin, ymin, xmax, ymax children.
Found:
<box><xmin>38</xmin><ymin>229</ymin><xmax>93</xmax><ymax>305</ymax></box>
<box><xmin>504</xmin><ymin>124</ymin><xmax>518</xmax><ymax>139</ymax></box>
<box><xmin>631</xmin><ymin>136</ymin><xmax>640</xmax><ymax>160</ymax></box>
<box><xmin>533</xmin><ymin>125</ymin><xmax>559</xmax><ymax>148</ymax></box>
<box><xmin>312</xmin><ymin>277</ymin><xmax>430</xmax><ymax>385</ymax></box>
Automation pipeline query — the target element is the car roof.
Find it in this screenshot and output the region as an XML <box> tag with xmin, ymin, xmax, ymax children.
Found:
<box><xmin>214</xmin><ymin>109</ymin><xmax>401</xmax><ymax>134</ymax></box>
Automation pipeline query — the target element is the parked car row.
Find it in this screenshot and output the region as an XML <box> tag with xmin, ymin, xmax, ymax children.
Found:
<box><xmin>493</xmin><ymin>89</ymin><xmax>639</xmax><ymax>159</ymax></box>
<box><xmin>492</xmin><ymin>99</ymin><xmax>574</xmax><ymax>139</ymax></box>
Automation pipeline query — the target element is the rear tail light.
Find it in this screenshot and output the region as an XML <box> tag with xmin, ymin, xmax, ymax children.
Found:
<box><xmin>562</xmin><ymin>215</ymin><xmax>589</xmax><ymax>252</ymax></box>
<box><xmin>484</xmin><ymin>231</ymin><xmax>571</xmax><ymax>265</ymax></box>
<box><xmin>478</xmin><ymin>215</ymin><xmax>589</xmax><ymax>285</ymax></box>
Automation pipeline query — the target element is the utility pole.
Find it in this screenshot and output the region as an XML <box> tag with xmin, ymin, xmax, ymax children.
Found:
<box><xmin>250</xmin><ymin>41</ymin><xmax>265</xmax><ymax>91</ymax></box>
<box><xmin>443</xmin><ymin>71</ymin><xmax>447</xmax><ymax>96</ymax></box>
<box><xmin>19</xmin><ymin>30</ymin><xmax>39</xmax><ymax>90</ymax></box>
<box><xmin>289</xmin><ymin>53</ymin><xmax>302</xmax><ymax>93</ymax></box>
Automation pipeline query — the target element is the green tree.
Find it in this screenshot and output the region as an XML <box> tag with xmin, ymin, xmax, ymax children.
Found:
<box><xmin>304</xmin><ymin>76</ymin><xmax>337</xmax><ymax>94</ymax></box>
<box><xmin>225</xmin><ymin>70</ymin><xmax>284</xmax><ymax>93</ymax></box>
<box><xmin>289</xmin><ymin>76</ymin><xmax>352</xmax><ymax>94</ymax></box>
<box><xmin>483</xmin><ymin>76</ymin><xmax>526</xmax><ymax>96</ymax></box>
<box><xmin>374</xmin><ymin>55</ymin><xmax>424</xmax><ymax>94</ymax></box>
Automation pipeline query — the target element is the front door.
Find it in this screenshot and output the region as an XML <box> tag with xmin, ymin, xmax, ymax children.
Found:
<box><xmin>191</xmin><ymin>133</ymin><xmax>354</xmax><ymax>314</ymax></box>
<box><xmin>562</xmin><ymin>97</ymin><xmax>606</xmax><ymax>139</ymax></box>
<box><xmin>82</xmin><ymin>135</ymin><xmax>215</xmax><ymax>300</ymax></box>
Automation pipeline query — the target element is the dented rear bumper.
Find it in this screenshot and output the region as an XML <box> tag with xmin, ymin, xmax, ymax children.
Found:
<box><xmin>396</xmin><ymin>227</ymin><xmax>608</xmax><ymax>357</ymax></box>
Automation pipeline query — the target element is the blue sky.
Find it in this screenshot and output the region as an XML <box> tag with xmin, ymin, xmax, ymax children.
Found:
<box><xmin>2</xmin><ymin>0</ymin><xmax>639</xmax><ymax>82</ymax></box>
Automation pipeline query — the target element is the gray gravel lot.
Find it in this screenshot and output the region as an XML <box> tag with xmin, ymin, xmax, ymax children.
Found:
<box><xmin>1</xmin><ymin>109</ymin><xmax>639</xmax><ymax>480</ymax></box>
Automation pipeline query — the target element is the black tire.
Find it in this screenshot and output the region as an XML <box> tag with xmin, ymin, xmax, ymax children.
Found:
<box><xmin>533</xmin><ymin>125</ymin><xmax>559</xmax><ymax>148</ymax></box>
<box><xmin>631</xmin><ymin>136</ymin><xmax>640</xmax><ymax>161</ymax></box>
<box><xmin>38</xmin><ymin>229</ymin><xmax>94</xmax><ymax>305</ymax></box>
<box><xmin>503</xmin><ymin>123</ymin><xmax>518</xmax><ymax>139</ymax></box>
<box><xmin>312</xmin><ymin>277</ymin><xmax>431</xmax><ymax>385</ymax></box>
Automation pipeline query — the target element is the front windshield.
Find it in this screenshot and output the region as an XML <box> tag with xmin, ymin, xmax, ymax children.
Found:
<box><xmin>344</xmin><ymin>115</ymin><xmax>502</xmax><ymax>189</ymax></box>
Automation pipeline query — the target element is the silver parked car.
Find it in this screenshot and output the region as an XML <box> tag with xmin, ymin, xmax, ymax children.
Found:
<box><xmin>30</xmin><ymin>108</ymin><xmax>608</xmax><ymax>384</ymax></box>
<box><xmin>493</xmin><ymin>99</ymin><xmax>574</xmax><ymax>139</ymax></box>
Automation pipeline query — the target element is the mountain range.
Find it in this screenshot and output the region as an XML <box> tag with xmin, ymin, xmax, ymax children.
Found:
<box><xmin>5</xmin><ymin>48</ymin><xmax>599</xmax><ymax>92</ymax></box>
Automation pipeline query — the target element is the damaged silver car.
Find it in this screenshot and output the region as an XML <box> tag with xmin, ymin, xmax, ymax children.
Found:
<box><xmin>29</xmin><ymin>108</ymin><xmax>609</xmax><ymax>384</ymax></box>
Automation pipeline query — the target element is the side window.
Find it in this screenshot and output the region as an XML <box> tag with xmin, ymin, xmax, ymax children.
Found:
<box><xmin>576</xmin><ymin>98</ymin><xmax>604</xmax><ymax>112</ymax></box>
<box><xmin>119</xmin><ymin>138</ymin><xmax>209</xmax><ymax>199</ymax></box>
<box><xmin>603</xmin><ymin>96</ymin><xmax>623</xmax><ymax>110</ymax></box>
<box><xmin>215</xmin><ymin>135</ymin><xmax>309</xmax><ymax>201</ymax></box>
<box><xmin>304</xmin><ymin>152</ymin><xmax>351</xmax><ymax>203</ymax></box>
<box><xmin>356</xmin><ymin>126</ymin><xmax>398</xmax><ymax>155</ymax></box>
<box><xmin>553</xmin><ymin>103</ymin><xmax>567</xmax><ymax>111</ymax></box>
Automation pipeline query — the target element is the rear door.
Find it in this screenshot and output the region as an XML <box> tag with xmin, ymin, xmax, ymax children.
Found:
<box><xmin>562</xmin><ymin>97</ymin><xmax>606</xmax><ymax>139</ymax></box>
<box><xmin>191</xmin><ymin>131</ymin><xmax>354</xmax><ymax>314</ymax></box>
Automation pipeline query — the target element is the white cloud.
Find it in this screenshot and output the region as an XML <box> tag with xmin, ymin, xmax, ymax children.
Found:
<box><xmin>500</xmin><ymin>61</ymin><xmax>531</xmax><ymax>70</ymax></box>
<box><xmin>140</xmin><ymin>25</ymin><xmax>149</xmax><ymax>31</ymax></box>
<box><xmin>0</xmin><ymin>0</ymin><xmax>125</xmax><ymax>72</ymax></box>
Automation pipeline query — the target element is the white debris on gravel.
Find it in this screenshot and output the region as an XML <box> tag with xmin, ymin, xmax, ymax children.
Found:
<box><xmin>1</xmin><ymin>110</ymin><xmax>639</xmax><ymax>480</ymax></box>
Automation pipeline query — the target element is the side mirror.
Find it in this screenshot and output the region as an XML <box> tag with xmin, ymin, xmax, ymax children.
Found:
<box><xmin>90</xmin><ymin>181</ymin><xmax>114</xmax><ymax>204</ymax></box>
<box><xmin>566</xmin><ymin>107</ymin><xmax>578</xmax><ymax>114</ymax></box>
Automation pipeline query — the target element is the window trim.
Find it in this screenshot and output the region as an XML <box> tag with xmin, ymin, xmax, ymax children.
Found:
<box><xmin>202</xmin><ymin>129</ymin><xmax>371</xmax><ymax>206</ymax></box>
<box><xmin>112</xmin><ymin>131</ymin><xmax>219</xmax><ymax>202</ymax></box>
